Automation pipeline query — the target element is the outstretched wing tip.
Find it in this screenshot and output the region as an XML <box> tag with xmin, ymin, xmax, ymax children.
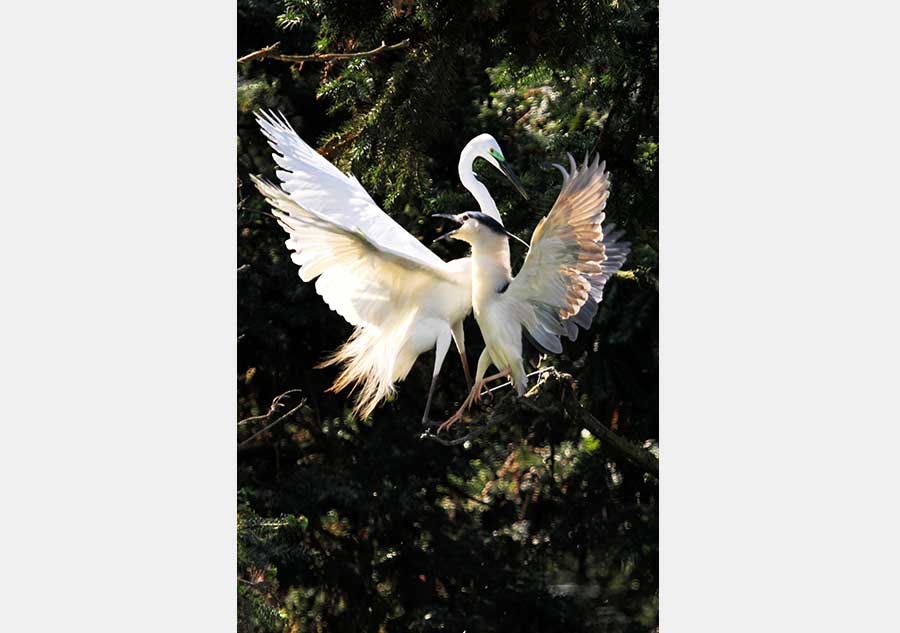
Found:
<box><xmin>507</xmin><ymin>145</ymin><xmax>626</xmax><ymax>351</ymax></box>
<box><xmin>551</xmin><ymin>162</ymin><xmax>569</xmax><ymax>181</ymax></box>
<box><xmin>552</xmin><ymin>150</ymin><xmax>610</xmax><ymax>188</ymax></box>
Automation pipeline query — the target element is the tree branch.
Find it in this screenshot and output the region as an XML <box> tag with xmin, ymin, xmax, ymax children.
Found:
<box><xmin>237</xmin><ymin>41</ymin><xmax>282</xmax><ymax>63</ymax></box>
<box><xmin>237</xmin><ymin>39</ymin><xmax>411</xmax><ymax>65</ymax></box>
<box><xmin>561</xmin><ymin>391</ymin><xmax>659</xmax><ymax>478</ymax></box>
<box><xmin>422</xmin><ymin>370</ymin><xmax>659</xmax><ymax>477</ymax></box>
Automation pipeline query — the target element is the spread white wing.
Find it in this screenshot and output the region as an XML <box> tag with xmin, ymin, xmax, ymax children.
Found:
<box><xmin>502</xmin><ymin>154</ymin><xmax>630</xmax><ymax>353</ymax></box>
<box><xmin>253</xmin><ymin>111</ymin><xmax>462</xmax><ymax>328</ymax></box>
<box><xmin>256</xmin><ymin>110</ymin><xmax>448</xmax><ymax>272</ymax></box>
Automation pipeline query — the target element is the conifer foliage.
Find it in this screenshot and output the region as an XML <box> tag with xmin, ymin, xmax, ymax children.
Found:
<box><xmin>238</xmin><ymin>1</ymin><xmax>658</xmax><ymax>630</ymax></box>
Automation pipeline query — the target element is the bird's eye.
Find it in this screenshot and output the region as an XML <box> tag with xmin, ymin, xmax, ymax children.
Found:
<box><xmin>461</xmin><ymin>214</ymin><xmax>469</xmax><ymax>221</ymax></box>
<box><xmin>488</xmin><ymin>149</ymin><xmax>504</xmax><ymax>162</ymax></box>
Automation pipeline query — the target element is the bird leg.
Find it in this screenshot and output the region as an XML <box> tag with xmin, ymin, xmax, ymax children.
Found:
<box><xmin>437</xmin><ymin>369</ymin><xmax>510</xmax><ymax>433</ymax></box>
<box><xmin>459</xmin><ymin>350</ymin><xmax>473</xmax><ymax>391</ymax></box>
<box><xmin>422</xmin><ymin>328</ymin><xmax>453</xmax><ymax>426</ymax></box>
<box><xmin>422</xmin><ymin>374</ymin><xmax>439</xmax><ymax>426</ymax></box>
<box><xmin>450</xmin><ymin>321</ymin><xmax>472</xmax><ymax>391</ymax></box>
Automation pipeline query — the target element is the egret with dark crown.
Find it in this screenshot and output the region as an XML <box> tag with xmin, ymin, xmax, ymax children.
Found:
<box><xmin>251</xmin><ymin>111</ymin><xmax>527</xmax><ymax>423</ymax></box>
<box><xmin>432</xmin><ymin>153</ymin><xmax>630</xmax><ymax>431</ymax></box>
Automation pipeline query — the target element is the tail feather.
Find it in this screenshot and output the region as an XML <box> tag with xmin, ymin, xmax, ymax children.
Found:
<box><xmin>317</xmin><ymin>313</ymin><xmax>417</xmax><ymax>419</ymax></box>
<box><xmin>317</xmin><ymin>327</ymin><xmax>393</xmax><ymax>419</ymax></box>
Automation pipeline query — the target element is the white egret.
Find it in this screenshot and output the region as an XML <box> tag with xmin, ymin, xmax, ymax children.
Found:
<box><xmin>432</xmin><ymin>153</ymin><xmax>630</xmax><ymax>431</ymax></box>
<box><xmin>251</xmin><ymin>111</ymin><xmax>526</xmax><ymax>423</ymax></box>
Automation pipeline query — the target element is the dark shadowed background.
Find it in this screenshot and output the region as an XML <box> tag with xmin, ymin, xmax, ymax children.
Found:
<box><xmin>237</xmin><ymin>1</ymin><xmax>658</xmax><ymax>630</ymax></box>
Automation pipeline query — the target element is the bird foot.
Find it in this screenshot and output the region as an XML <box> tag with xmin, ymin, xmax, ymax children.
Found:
<box><xmin>436</xmin><ymin>411</ymin><xmax>464</xmax><ymax>434</ymax></box>
<box><xmin>436</xmin><ymin>388</ymin><xmax>483</xmax><ymax>433</ymax></box>
<box><xmin>478</xmin><ymin>388</ymin><xmax>495</xmax><ymax>404</ymax></box>
<box><xmin>470</xmin><ymin>380</ymin><xmax>491</xmax><ymax>404</ymax></box>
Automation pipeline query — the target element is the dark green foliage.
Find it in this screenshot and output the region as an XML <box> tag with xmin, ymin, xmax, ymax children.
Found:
<box><xmin>238</xmin><ymin>1</ymin><xmax>657</xmax><ymax>630</ymax></box>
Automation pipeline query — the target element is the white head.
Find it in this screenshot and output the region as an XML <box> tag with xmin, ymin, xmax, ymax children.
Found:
<box><xmin>458</xmin><ymin>134</ymin><xmax>529</xmax><ymax>203</ymax></box>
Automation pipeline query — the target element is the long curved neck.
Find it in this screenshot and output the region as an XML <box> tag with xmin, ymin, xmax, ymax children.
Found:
<box><xmin>458</xmin><ymin>146</ymin><xmax>502</xmax><ymax>225</ymax></box>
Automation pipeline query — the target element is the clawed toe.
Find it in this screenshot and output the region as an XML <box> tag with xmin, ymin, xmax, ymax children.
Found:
<box><xmin>436</xmin><ymin>413</ymin><xmax>462</xmax><ymax>433</ymax></box>
<box><xmin>435</xmin><ymin>380</ymin><xmax>494</xmax><ymax>434</ymax></box>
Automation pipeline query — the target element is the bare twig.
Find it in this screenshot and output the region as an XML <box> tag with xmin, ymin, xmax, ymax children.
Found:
<box><xmin>237</xmin><ymin>39</ymin><xmax>411</xmax><ymax>65</ymax></box>
<box><xmin>237</xmin><ymin>42</ymin><xmax>281</xmax><ymax>63</ymax></box>
<box><xmin>239</xmin><ymin>401</ymin><xmax>306</xmax><ymax>447</ymax></box>
<box><xmin>238</xmin><ymin>389</ymin><xmax>306</xmax><ymax>447</ymax></box>
<box><xmin>238</xmin><ymin>389</ymin><xmax>302</xmax><ymax>426</ymax></box>
<box><xmin>483</xmin><ymin>367</ymin><xmax>555</xmax><ymax>395</ymax></box>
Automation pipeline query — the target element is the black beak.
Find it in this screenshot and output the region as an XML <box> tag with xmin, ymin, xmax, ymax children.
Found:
<box><xmin>431</xmin><ymin>213</ymin><xmax>461</xmax><ymax>223</ymax></box>
<box><xmin>499</xmin><ymin>162</ymin><xmax>528</xmax><ymax>200</ymax></box>
<box><xmin>431</xmin><ymin>213</ymin><xmax>462</xmax><ymax>243</ymax></box>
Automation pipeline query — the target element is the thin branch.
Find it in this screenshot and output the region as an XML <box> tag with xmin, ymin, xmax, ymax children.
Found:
<box><xmin>238</xmin><ymin>389</ymin><xmax>306</xmax><ymax>448</ymax></box>
<box><xmin>239</xmin><ymin>400</ymin><xmax>306</xmax><ymax>447</ymax></box>
<box><xmin>236</xmin><ymin>42</ymin><xmax>281</xmax><ymax>63</ymax></box>
<box><xmin>238</xmin><ymin>388</ymin><xmax>303</xmax><ymax>426</ymax></box>
<box><xmin>483</xmin><ymin>366</ymin><xmax>555</xmax><ymax>395</ymax></box>
<box><xmin>561</xmin><ymin>391</ymin><xmax>659</xmax><ymax>477</ymax></box>
<box><xmin>237</xmin><ymin>39</ymin><xmax>411</xmax><ymax>65</ymax></box>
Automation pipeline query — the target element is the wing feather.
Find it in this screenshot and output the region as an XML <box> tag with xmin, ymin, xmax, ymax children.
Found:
<box><xmin>502</xmin><ymin>154</ymin><xmax>630</xmax><ymax>353</ymax></box>
<box><xmin>255</xmin><ymin>110</ymin><xmax>448</xmax><ymax>272</ymax></box>
<box><xmin>252</xmin><ymin>176</ymin><xmax>456</xmax><ymax>328</ymax></box>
